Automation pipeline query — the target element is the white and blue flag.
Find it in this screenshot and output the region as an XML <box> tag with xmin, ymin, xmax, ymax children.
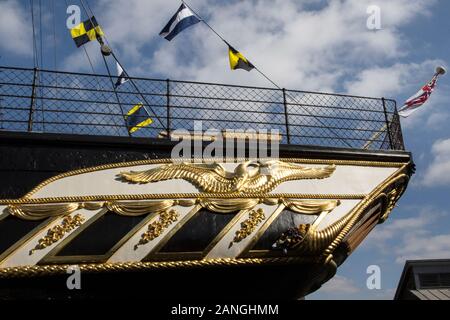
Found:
<box><xmin>115</xmin><ymin>62</ymin><xmax>128</xmax><ymax>88</ymax></box>
<box><xmin>159</xmin><ymin>3</ymin><xmax>201</xmax><ymax>41</ymax></box>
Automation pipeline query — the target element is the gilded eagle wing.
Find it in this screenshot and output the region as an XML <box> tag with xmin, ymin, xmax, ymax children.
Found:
<box><xmin>243</xmin><ymin>161</ymin><xmax>336</xmax><ymax>193</ymax></box>
<box><xmin>118</xmin><ymin>162</ymin><xmax>235</xmax><ymax>193</ymax></box>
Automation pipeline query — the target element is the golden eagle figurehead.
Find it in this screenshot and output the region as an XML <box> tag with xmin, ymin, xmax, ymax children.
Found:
<box><xmin>118</xmin><ymin>160</ymin><xmax>335</xmax><ymax>194</ymax></box>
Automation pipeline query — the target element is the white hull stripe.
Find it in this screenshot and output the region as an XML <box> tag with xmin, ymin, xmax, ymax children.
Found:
<box><xmin>0</xmin><ymin>206</ymin><xmax>8</xmax><ymax>221</ymax></box>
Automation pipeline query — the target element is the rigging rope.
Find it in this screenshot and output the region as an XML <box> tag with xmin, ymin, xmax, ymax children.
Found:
<box><xmin>77</xmin><ymin>0</ymin><xmax>167</xmax><ymax>131</ymax></box>
<box><xmin>29</xmin><ymin>0</ymin><xmax>39</xmax><ymax>68</ymax></box>
<box><xmin>28</xmin><ymin>0</ymin><xmax>40</xmax><ymax>132</ymax></box>
<box><xmin>39</xmin><ymin>0</ymin><xmax>43</xmax><ymax>69</ymax></box>
<box><xmin>182</xmin><ymin>0</ymin><xmax>352</xmax><ymax>147</ymax></box>
<box><xmin>51</xmin><ymin>0</ymin><xmax>57</xmax><ymax>71</ymax></box>
<box><xmin>63</xmin><ymin>0</ymin><xmax>97</xmax><ymax>77</ymax></box>
<box><xmin>101</xmin><ymin>54</ymin><xmax>131</xmax><ymax>137</ymax></box>
<box><xmin>78</xmin><ymin>0</ymin><xmax>166</xmax><ymax>132</ymax></box>
<box><xmin>38</xmin><ymin>0</ymin><xmax>45</xmax><ymax>131</ymax></box>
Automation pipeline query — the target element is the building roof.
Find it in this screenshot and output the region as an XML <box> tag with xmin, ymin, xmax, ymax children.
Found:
<box><xmin>395</xmin><ymin>259</ymin><xmax>450</xmax><ymax>300</ymax></box>
<box><xmin>410</xmin><ymin>289</ymin><xmax>450</xmax><ymax>300</ymax></box>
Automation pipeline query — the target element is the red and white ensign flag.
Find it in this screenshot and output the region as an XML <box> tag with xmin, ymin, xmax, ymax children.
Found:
<box><xmin>398</xmin><ymin>67</ymin><xmax>445</xmax><ymax>117</ymax></box>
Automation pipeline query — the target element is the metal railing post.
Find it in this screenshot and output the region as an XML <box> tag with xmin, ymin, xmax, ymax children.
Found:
<box><xmin>166</xmin><ymin>79</ymin><xmax>171</xmax><ymax>137</ymax></box>
<box><xmin>28</xmin><ymin>68</ymin><xmax>38</xmax><ymax>132</ymax></box>
<box><xmin>382</xmin><ymin>97</ymin><xmax>393</xmax><ymax>149</ymax></box>
<box><xmin>282</xmin><ymin>88</ymin><xmax>291</xmax><ymax>144</ymax></box>
<box><xmin>393</xmin><ymin>101</ymin><xmax>405</xmax><ymax>150</ymax></box>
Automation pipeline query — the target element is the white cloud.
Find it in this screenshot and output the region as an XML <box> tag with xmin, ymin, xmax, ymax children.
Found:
<box><xmin>398</xmin><ymin>82</ymin><xmax>450</xmax><ymax>131</ymax></box>
<box><xmin>366</xmin><ymin>212</ymin><xmax>430</xmax><ymax>244</ymax></box>
<box><xmin>363</xmin><ymin>207</ymin><xmax>450</xmax><ymax>264</ymax></box>
<box><xmin>422</xmin><ymin>139</ymin><xmax>450</xmax><ymax>186</ymax></box>
<box><xmin>60</xmin><ymin>40</ymin><xmax>104</xmax><ymax>73</ymax></box>
<box><xmin>317</xmin><ymin>275</ymin><xmax>360</xmax><ymax>294</ymax></box>
<box><xmin>344</xmin><ymin>60</ymin><xmax>443</xmax><ymax>97</ymax></box>
<box><xmin>61</xmin><ymin>0</ymin><xmax>437</xmax><ymax>92</ymax></box>
<box><xmin>344</xmin><ymin>59</ymin><xmax>450</xmax><ymax>134</ymax></box>
<box><xmin>395</xmin><ymin>234</ymin><xmax>450</xmax><ymax>263</ymax></box>
<box><xmin>0</xmin><ymin>0</ymin><xmax>32</xmax><ymax>56</ymax></box>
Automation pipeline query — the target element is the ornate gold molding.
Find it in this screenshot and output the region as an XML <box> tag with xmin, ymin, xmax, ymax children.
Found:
<box><xmin>378</xmin><ymin>183</ymin><xmax>406</xmax><ymax>223</ymax></box>
<box><xmin>7</xmin><ymin>198</ymin><xmax>342</xmax><ymax>220</ymax></box>
<box><xmin>273</xmin><ymin>224</ymin><xmax>310</xmax><ymax>251</ymax></box>
<box><xmin>118</xmin><ymin>161</ymin><xmax>335</xmax><ymax>193</ymax></box>
<box><xmin>0</xmin><ymin>193</ymin><xmax>365</xmax><ymax>206</ymax></box>
<box><xmin>134</xmin><ymin>209</ymin><xmax>179</xmax><ymax>250</ymax></box>
<box><xmin>232</xmin><ymin>209</ymin><xmax>266</xmax><ymax>244</ymax></box>
<box><xmin>29</xmin><ymin>214</ymin><xmax>85</xmax><ymax>255</ymax></box>
<box><xmin>0</xmin><ymin>256</ymin><xmax>316</xmax><ymax>279</ymax></box>
<box><xmin>16</xmin><ymin>157</ymin><xmax>404</xmax><ymax>200</ymax></box>
<box><xmin>320</xmin><ymin>167</ymin><xmax>410</xmax><ymax>259</ymax></box>
<box><xmin>199</xmin><ymin>198</ymin><xmax>260</xmax><ymax>213</ymax></box>
<box><xmin>7</xmin><ymin>200</ymin><xmax>192</xmax><ymax>221</ymax></box>
<box><xmin>283</xmin><ymin>199</ymin><xmax>340</xmax><ymax>214</ymax></box>
<box><xmin>106</xmin><ymin>200</ymin><xmax>194</xmax><ymax>217</ymax></box>
<box><xmin>271</xmin><ymin>165</ymin><xmax>410</xmax><ymax>256</ymax></box>
<box><xmin>8</xmin><ymin>202</ymin><xmax>102</xmax><ymax>221</ymax></box>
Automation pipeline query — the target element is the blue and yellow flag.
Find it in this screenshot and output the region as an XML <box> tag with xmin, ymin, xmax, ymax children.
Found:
<box><xmin>125</xmin><ymin>103</ymin><xmax>153</xmax><ymax>133</ymax></box>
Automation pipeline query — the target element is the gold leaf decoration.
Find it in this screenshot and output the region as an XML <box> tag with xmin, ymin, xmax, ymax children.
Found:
<box><xmin>232</xmin><ymin>209</ymin><xmax>265</xmax><ymax>245</ymax></box>
<box><xmin>29</xmin><ymin>214</ymin><xmax>85</xmax><ymax>255</ymax></box>
<box><xmin>273</xmin><ymin>224</ymin><xmax>310</xmax><ymax>251</ymax></box>
<box><xmin>118</xmin><ymin>160</ymin><xmax>335</xmax><ymax>193</ymax></box>
<box><xmin>9</xmin><ymin>203</ymin><xmax>82</xmax><ymax>221</ymax></box>
<box><xmin>283</xmin><ymin>199</ymin><xmax>340</xmax><ymax>215</ymax></box>
<box><xmin>134</xmin><ymin>209</ymin><xmax>179</xmax><ymax>250</ymax></box>
<box><xmin>106</xmin><ymin>200</ymin><xmax>177</xmax><ymax>216</ymax></box>
<box><xmin>8</xmin><ymin>200</ymin><xmax>196</xmax><ymax>220</ymax></box>
<box><xmin>199</xmin><ymin>198</ymin><xmax>260</xmax><ymax>213</ymax></box>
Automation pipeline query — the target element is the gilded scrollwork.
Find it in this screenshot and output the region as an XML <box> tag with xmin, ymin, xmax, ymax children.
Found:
<box><xmin>118</xmin><ymin>160</ymin><xmax>335</xmax><ymax>193</ymax></box>
<box><xmin>273</xmin><ymin>224</ymin><xmax>310</xmax><ymax>252</ymax></box>
<box><xmin>7</xmin><ymin>200</ymin><xmax>196</xmax><ymax>221</ymax></box>
<box><xmin>7</xmin><ymin>198</ymin><xmax>341</xmax><ymax>220</ymax></box>
<box><xmin>29</xmin><ymin>214</ymin><xmax>85</xmax><ymax>255</ymax></box>
<box><xmin>0</xmin><ymin>158</ymin><xmax>412</xmax><ymax>274</ymax></box>
<box><xmin>199</xmin><ymin>198</ymin><xmax>260</xmax><ymax>213</ymax></box>
<box><xmin>134</xmin><ymin>209</ymin><xmax>179</xmax><ymax>250</ymax></box>
<box><xmin>107</xmin><ymin>200</ymin><xmax>177</xmax><ymax>216</ymax></box>
<box><xmin>232</xmin><ymin>209</ymin><xmax>266</xmax><ymax>245</ymax></box>
<box><xmin>378</xmin><ymin>185</ymin><xmax>405</xmax><ymax>223</ymax></box>
<box><xmin>283</xmin><ymin>199</ymin><xmax>340</xmax><ymax>215</ymax></box>
<box><xmin>272</xmin><ymin>171</ymin><xmax>410</xmax><ymax>256</ymax></box>
<box><xmin>8</xmin><ymin>203</ymin><xmax>83</xmax><ymax>221</ymax></box>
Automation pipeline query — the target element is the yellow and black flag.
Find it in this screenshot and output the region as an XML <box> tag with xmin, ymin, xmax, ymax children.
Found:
<box><xmin>70</xmin><ymin>16</ymin><xmax>104</xmax><ymax>47</ymax></box>
<box><xmin>228</xmin><ymin>45</ymin><xmax>254</xmax><ymax>71</ymax></box>
<box><xmin>125</xmin><ymin>103</ymin><xmax>153</xmax><ymax>133</ymax></box>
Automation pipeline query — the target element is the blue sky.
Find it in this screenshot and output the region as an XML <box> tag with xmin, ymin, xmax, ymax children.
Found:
<box><xmin>1</xmin><ymin>0</ymin><xmax>450</xmax><ymax>299</ymax></box>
